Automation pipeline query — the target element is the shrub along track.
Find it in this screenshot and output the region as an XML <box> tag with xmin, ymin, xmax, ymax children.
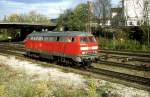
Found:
<box><xmin>0</xmin><ymin>42</ymin><xmax>150</xmax><ymax>91</ymax></box>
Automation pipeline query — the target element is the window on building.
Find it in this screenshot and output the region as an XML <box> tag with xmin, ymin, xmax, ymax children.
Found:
<box><xmin>129</xmin><ymin>22</ymin><xmax>133</xmax><ymax>25</ymax></box>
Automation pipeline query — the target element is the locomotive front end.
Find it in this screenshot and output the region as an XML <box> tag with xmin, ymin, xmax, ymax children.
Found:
<box><xmin>79</xmin><ymin>35</ymin><xmax>98</xmax><ymax>65</ymax></box>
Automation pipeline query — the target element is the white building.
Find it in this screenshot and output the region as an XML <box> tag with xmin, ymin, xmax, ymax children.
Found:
<box><xmin>111</xmin><ymin>8</ymin><xmax>123</xmax><ymax>26</ymax></box>
<box><xmin>123</xmin><ymin>0</ymin><xmax>150</xmax><ymax>26</ymax></box>
<box><xmin>92</xmin><ymin>0</ymin><xmax>150</xmax><ymax>27</ymax></box>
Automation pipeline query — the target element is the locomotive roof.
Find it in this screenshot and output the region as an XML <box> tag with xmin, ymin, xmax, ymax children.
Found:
<box><xmin>28</xmin><ymin>31</ymin><xmax>93</xmax><ymax>37</ymax></box>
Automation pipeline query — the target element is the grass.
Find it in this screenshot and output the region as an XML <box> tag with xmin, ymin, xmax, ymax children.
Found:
<box><xmin>0</xmin><ymin>64</ymin><xmax>122</xmax><ymax>97</ymax></box>
<box><xmin>98</xmin><ymin>37</ymin><xmax>150</xmax><ymax>51</ymax></box>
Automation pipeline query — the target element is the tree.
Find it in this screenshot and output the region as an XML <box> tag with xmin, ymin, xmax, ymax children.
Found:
<box><xmin>4</xmin><ymin>11</ymin><xmax>51</xmax><ymax>25</ymax></box>
<box><xmin>57</xmin><ymin>9</ymin><xmax>73</xmax><ymax>30</ymax></box>
<box><xmin>57</xmin><ymin>3</ymin><xmax>88</xmax><ymax>31</ymax></box>
<box><xmin>93</xmin><ymin>0</ymin><xmax>111</xmax><ymax>26</ymax></box>
<box><xmin>6</xmin><ymin>13</ymin><xmax>21</xmax><ymax>22</ymax></box>
<box><xmin>68</xmin><ymin>4</ymin><xmax>88</xmax><ymax>31</ymax></box>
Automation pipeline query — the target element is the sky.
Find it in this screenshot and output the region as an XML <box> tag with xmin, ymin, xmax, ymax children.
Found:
<box><xmin>0</xmin><ymin>0</ymin><xmax>120</xmax><ymax>20</ymax></box>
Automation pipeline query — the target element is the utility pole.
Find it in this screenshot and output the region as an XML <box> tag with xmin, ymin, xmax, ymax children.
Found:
<box><xmin>59</xmin><ymin>6</ymin><xmax>64</xmax><ymax>31</ymax></box>
<box><xmin>144</xmin><ymin>0</ymin><xmax>150</xmax><ymax>45</ymax></box>
<box><xmin>122</xmin><ymin>0</ymin><xmax>125</xmax><ymax>26</ymax></box>
<box><xmin>122</xmin><ymin>0</ymin><xmax>128</xmax><ymax>27</ymax></box>
<box><xmin>87</xmin><ymin>1</ymin><xmax>93</xmax><ymax>33</ymax></box>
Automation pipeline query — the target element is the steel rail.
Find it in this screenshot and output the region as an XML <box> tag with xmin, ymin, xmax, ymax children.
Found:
<box><xmin>86</xmin><ymin>67</ymin><xmax>150</xmax><ymax>86</ymax></box>
<box><xmin>96</xmin><ymin>60</ymin><xmax>150</xmax><ymax>71</ymax></box>
<box><xmin>99</xmin><ymin>49</ymin><xmax>150</xmax><ymax>58</ymax></box>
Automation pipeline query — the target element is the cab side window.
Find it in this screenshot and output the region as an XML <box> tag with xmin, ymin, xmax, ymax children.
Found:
<box><xmin>89</xmin><ymin>37</ymin><xmax>96</xmax><ymax>42</ymax></box>
<box><xmin>80</xmin><ymin>37</ymin><xmax>88</xmax><ymax>42</ymax></box>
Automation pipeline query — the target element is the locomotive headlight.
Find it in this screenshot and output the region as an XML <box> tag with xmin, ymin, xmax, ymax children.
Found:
<box><xmin>82</xmin><ymin>52</ymin><xmax>86</xmax><ymax>54</ymax></box>
<box><xmin>92</xmin><ymin>46</ymin><xmax>98</xmax><ymax>50</ymax></box>
<box><xmin>80</xmin><ymin>47</ymin><xmax>88</xmax><ymax>50</ymax></box>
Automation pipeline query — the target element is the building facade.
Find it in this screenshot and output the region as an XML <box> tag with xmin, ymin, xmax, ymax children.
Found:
<box><xmin>124</xmin><ymin>0</ymin><xmax>150</xmax><ymax>26</ymax></box>
<box><xmin>124</xmin><ymin>0</ymin><xmax>144</xmax><ymax>26</ymax></box>
<box><xmin>111</xmin><ymin>0</ymin><xmax>150</xmax><ymax>26</ymax></box>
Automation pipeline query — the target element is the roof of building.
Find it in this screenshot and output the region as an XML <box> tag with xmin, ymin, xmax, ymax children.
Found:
<box><xmin>28</xmin><ymin>31</ymin><xmax>93</xmax><ymax>37</ymax></box>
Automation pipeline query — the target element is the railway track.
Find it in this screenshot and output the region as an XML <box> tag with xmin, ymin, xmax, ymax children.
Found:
<box><xmin>98</xmin><ymin>49</ymin><xmax>150</xmax><ymax>72</ymax></box>
<box><xmin>97</xmin><ymin>60</ymin><xmax>150</xmax><ymax>71</ymax></box>
<box><xmin>0</xmin><ymin>42</ymin><xmax>149</xmax><ymax>71</ymax></box>
<box><xmin>0</xmin><ymin>42</ymin><xmax>150</xmax><ymax>91</ymax></box>
<box><xmin>99</xmin><ymin>49</ymin><xmax>150</xmax><ymax>62</ymax></box>
<box><xmin>87</xmin><ymin>67</ymin><xmax>150</xmax><ymax>86</ymax></box>
<box><xmin>100</xmin><ymin>49</ymin><xmax>150</xmax><ymax>57</ymax></box>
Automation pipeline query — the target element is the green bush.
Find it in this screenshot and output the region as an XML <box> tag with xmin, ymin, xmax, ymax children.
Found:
<box><xmin>98</xmin><ymin>37</ymin><xmax>150</xmax><ymax>51</ymax></box>
<box><xmin>0</xmin><ymin>34</ymin><xmax>9</xmax><ymax>41</ymax></box>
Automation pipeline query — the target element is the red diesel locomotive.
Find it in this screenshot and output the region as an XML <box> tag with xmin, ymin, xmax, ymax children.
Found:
<box><xmin>24</xmin><ymin>31</ymin><xmax>98</xmax><ymax>66</ymax></box>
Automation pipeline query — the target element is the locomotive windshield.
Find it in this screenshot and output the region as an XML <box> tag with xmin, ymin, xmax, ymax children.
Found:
<box><xmin>80</xmin><ymin>36</ymin><xmax>96</xmax><ymax>42</ymax></box>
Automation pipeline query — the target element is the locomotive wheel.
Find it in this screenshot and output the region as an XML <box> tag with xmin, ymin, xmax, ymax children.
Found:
<box><xmin>82</xmin><ymin>60</ymin><xmax>92</xmax><ymax>68</ymax></box>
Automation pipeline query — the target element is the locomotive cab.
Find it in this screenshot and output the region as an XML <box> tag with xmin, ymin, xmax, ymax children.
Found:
<box><xmin>77</xmin><ymin>36</ymin><xmax>98</xmax><ymax>66</ymax></box>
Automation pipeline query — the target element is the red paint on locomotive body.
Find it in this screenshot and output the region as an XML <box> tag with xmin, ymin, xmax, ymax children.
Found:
<box><xmin>24</xmin><ymin>31</ymin><xmax>98</xmax><ymax>65</ymax></box>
